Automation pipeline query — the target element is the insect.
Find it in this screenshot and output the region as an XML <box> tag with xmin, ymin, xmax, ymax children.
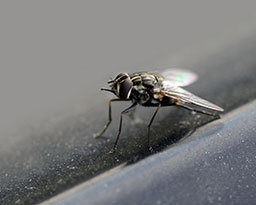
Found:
<box><xmin>95</xmin><ymin>68</ymin><xmax>224</xmax><ymax>153</ymax></box>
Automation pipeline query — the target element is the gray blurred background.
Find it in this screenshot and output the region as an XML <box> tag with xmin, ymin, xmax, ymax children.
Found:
<box><xmin>1</xmin><ymin>0</ymin><xmax>256</xmax><ymax>139</ymax></box>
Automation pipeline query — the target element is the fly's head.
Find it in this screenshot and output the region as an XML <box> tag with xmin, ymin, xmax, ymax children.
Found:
<box><xmin>102</xmin><ymin>73</ymin><xmax>133</xmax><ymax>99</ymax></box>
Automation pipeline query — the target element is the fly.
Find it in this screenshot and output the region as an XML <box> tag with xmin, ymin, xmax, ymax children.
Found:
<box><xmin>95</xmin><ymin>68</ymin><xmax>224</xmax><ymax>153</ymax></box>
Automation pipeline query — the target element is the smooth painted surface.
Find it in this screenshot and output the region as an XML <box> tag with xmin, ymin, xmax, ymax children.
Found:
<box><xmin>45</xmin><ymin>100</ymin><xmax>256</xmax><ymax>205</ymax></box>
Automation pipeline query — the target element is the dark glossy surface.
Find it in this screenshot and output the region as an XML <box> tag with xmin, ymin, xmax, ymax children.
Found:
<box><xmin>1</xmin><ymin>34</ymin><xmax>256</xmax><ymax>204</ymax></box>
<box><xmin>45</xmin><ymin>100</ymin><xmax>256</xmax><ymax>205</ymax></box>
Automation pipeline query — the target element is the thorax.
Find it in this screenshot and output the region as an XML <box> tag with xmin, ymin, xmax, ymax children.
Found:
<box><xmin>129</xmin><ymin>72</ymin><xmax>164</xmax><ymax>105</ymax></box>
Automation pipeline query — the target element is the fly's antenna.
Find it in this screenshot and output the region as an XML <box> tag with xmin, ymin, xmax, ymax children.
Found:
<box><xmin>101</xmin><ymin>88</ymin><xmax>115</xmax><ymax>94</ymax></box>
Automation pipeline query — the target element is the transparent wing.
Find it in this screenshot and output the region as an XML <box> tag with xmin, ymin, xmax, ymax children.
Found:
<box><xmin>159</xmin><ymin>68</ymin><xmax>198</xmax><ymax>87</ymax></box>
<box><xmin>161</xmin><ymin>86</ymin><xmax>224</xmax><ymax>112</ymax></box>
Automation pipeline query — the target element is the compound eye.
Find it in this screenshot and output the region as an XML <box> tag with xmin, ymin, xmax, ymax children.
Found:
<box><xmin>119</xmin><ymin>79</ymin><xmax>133</xmax><ymax>99</ymax></box>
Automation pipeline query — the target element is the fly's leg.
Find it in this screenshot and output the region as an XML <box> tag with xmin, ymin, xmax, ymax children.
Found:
<box><xmin>94</xmin><ymin>99</ymin><xmax>131</xmax><ymax>138</ymax></box>
<box><xmin>109</xmin><ymin>102</ymin><xmax>137</xmax><ymax>153</ymax></box>
<box><xmin>178</xmin><ymin>103</ymin><xmax>220</xmax><ymax>118</ymax></box>
<box><xmin>127</xmin><ymin>106</ymin><xmax>137</xmax><ymax>120</ymax></box>
<box><xmin>147</xmin><ymin>104</ymin><xmax>161</xmax><ymax>151</ymax></box>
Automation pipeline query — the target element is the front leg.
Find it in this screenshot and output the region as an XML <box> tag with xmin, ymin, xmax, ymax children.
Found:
<box><xmin>94</xmin><ymin>99</ymin><xmax>131</xmax><ymax>138</ymax></box>
<box><xmin>109</xmin><ymin>102</ymin><xmax>137</xmax><ymax>153</ymax></box>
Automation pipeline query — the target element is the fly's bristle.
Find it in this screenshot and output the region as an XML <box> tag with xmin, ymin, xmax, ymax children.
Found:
<box><xmin>108</xmin><ymin>80</ymin><xmax>114</xmax><ymax>84</ymax></box>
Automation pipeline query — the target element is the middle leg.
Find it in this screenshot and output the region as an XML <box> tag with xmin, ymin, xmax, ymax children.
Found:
<box><xmin>147</xmin><ymin>104</ymin><xmax>161</xmax><ymax>150</ymax></box>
